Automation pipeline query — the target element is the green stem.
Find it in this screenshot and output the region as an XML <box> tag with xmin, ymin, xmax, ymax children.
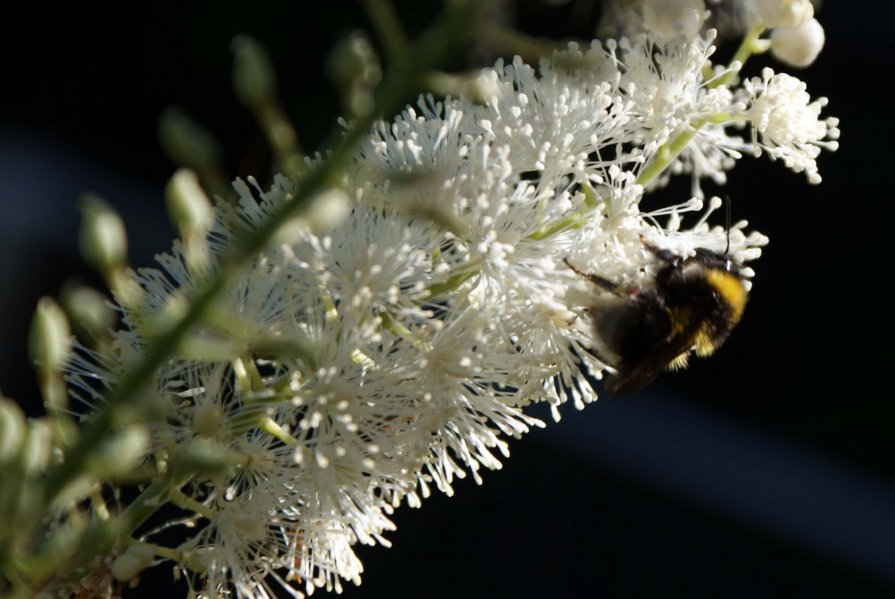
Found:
<box><xmin>636</xmin><ymin>126</ymin><xmax>698</xmax><ymax>188</ymax></box>
<box><xmin>380</xmin><ymin>311</ymin><xmax>413</xmax><ymax>339</ymax></box>
<box><xmin>169</xmin><ymin>488</ymin><xmax>216</xmax><ymax>520</ymax></box>
<box><xmin>427</xmin><ymin>268</ymin><xmax>478</xmax><ymax>299</ymax></box>
<box><xmin>118</xmin><ymin>478</ymin><xmax>176</xmax><ymax>534</ymax></box>
<box><xmin>709</xmin><ymin>23</ymin><xmax>766</xmax><ymax>89</ymax></box>
<box><xmin>528</xmin><ymin>211</ymin><xmax>589</xmax><ymax>241</ymax></box>
<box><xmin>259</xmin><ymin>416</ymin><xmax>298</xmax><ymax>448</ymax></box>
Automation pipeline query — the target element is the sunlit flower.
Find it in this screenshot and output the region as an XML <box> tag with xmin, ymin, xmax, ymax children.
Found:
<box><xmin>742</xmin><ymin>67</ymin><xmax>840</xmax><ymax>183</ymax></box>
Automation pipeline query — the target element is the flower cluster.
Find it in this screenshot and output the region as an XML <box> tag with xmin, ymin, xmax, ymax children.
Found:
<box><xmin>64</xmin><ymin>12</ymin><xmax>836</xmax><ymax>599</ymax></box>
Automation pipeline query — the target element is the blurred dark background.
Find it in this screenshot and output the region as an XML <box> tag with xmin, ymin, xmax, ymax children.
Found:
<box><xmin>1</xmin><ymin>1</ymin><xmax>893</xmax><ymax>597</ymax></box>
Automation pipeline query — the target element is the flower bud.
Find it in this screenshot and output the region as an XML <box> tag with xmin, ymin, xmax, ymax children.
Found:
<box><xmin>79</xmin><ymin>195</ymin><xmax>127</xmax><ymax>272</ymax></box>
<box><xmin>642</xmin><ymin>0</ymin><xmax>705</xmax><ymax>40</ymax></box>
<box><xmin>111</xmin><ymin>544</ymin><xmax>156</xmax><ymax>581</ymax></box>
<box><xmin>166</xmin><ymin>169</ymin><xmax>213</xmax><ymax>233</ymax></box>
<box><xmin>0</xmin><ymin>397</ymin><xmax>26</xmax><ymax>464</ymax></box>
<box><xmin>191</xmin><ymin>402</ymin><xmax>225</xmax><ymax>439</ymax></box>
<box><xmin>183</xmin><ymin>546</ymin><xmax>215</xmax><ymax>574</ymax></box>
<box><xmin>273</xmin><ymin>187</ymin><xmax>351</xmax><ymax>243</ymax></box>
<box><xmin>327</xmin><ymin>31</ymin><xmax>381</xmax><ymax>117</ymax></box>
<box><xmin>61</xmin><ymin>284</ymin><xmax>117</xmax><ymax>338</ymax></box>
<box><xmin>29</xmin><ymin>297</ymin><xmax>72</xmax><ymax>373</ymax></box>
<box><xmin>34</xmin><ymin>518</ymin><xmax>89</xmax><ymax>568</ymax></box>
<box><xmin>87</xmin><ymin>425</ymin><xmax>149</xmax><ymax>477</ymax></box>
<box><xmin>232</xmin><ymin>35</ymin><xmax>275</xmax><ymax>108</ymax></box>
<box><xmin>753</xmin><ymin>0</ymin><xmax>813</xmax><ymax>29</ymax></box>
<box><xmin>306</xmin><ymin>188</ymin><xmax>351</xmax><ymax>232</ymax></box>
<box><xmin>159</xmin><ymin>107</ymin><xmax>223</xmax><ymax>174</ymax></box>
<box><xmin>467</xmin><ymin>72</ymin><xmax>502</xmax><ymax>105</ymax></box>
<box><xmin>174</xmin><ymin>439</ymin><xmax>238</xmax><ymax>479</ymax></box>
<box><xmin>21</xmin><ymin>419</ymin><xmax>53</xmax><ymax>475</ymax></box>
<box><xmin>771</xmin><ymin>17</ymin><xmax>824</xmax><ymax>68</ymax></box>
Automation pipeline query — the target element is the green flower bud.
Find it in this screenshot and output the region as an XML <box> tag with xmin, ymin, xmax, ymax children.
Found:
<box><xmin>87</xmin><ymin>425</ymin><xmax>149</xmax><ymax>477</ymax></box>
<box><xmin>328</xmin><ymin>31</ymin><xmax>381</xmax><ymax>117</ymax></box>
<box><xmin>29</xmin><ymin>297</ymin><xmax>72</xmax><ymax>373</ymax></box>
<box><xmin>110</xmin><ymin>544</ymin><xmax>156</xmax><ymax>582</ymax></box>
<box><xmin>0</xmin><ymin>397</ymin><xmax>26</xmax><ymax>463</ymax></box>
<box><xmin>232</xmin><ymin>35</ymin><xmax>275</xmax><ymax>108</ymax></box>
<box><xmin>174</xmin><ymin>439</ymin><xmax>239</xmax><ymax>479</ymax></box>
<box><xmin>166</xmin><ymin>169</ymin><xmax>213</xmax><ymax>233</ymax></box>
<box><xmin>159</xmin><ymin>107</ymin><xmax>223</xmax><ymax>174</ymax></box>
<box><xmin>21</xmin><ymin>419</ymin><xmax>53</xmax><ymax>475</ymax></box>
<box><xmin>79</xmin><ymin>195</ymin><xmax>127</xmax><ymax>272</ymax></box>
<box><xmin>61</xmin><ymin>284</ymin><xmax>117</xmax><ymax>338</ymax></box>
<box><xmin>191</xmin><ymin>402</ymin><xmax>225</xmax><ymax>439</ymax></box>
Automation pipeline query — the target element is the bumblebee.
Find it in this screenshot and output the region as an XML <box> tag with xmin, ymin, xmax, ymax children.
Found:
<box><xmin>565</xmin><ymin>241</ymin><xmax>748</xmax><ymax>396</ymax></box>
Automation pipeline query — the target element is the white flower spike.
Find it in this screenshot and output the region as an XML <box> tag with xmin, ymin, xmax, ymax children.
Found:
<box><xmin>59</xmin><ymin>6</ymin><xmax>838</xmax><ymax>597</ymax></box>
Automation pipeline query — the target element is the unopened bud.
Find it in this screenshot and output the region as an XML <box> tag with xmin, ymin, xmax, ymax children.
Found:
<box><xmin>771</xmin><ymin>17</ymin><xmax>824</xmax><ymax>68</ymax></box>
<box><xmin>29</xmin><ymin>297</ymin><xmax>72</xmax><ymax>373</ymax></box>
<box><xmin>274</xmin><ymin>187</ymin><xmax>351</xmax><ymax>243</ymax></box>
<box><xmin>166</xmin><ymin>169</ymin><xmax>214</xmax><ymax>232</ymax></box>
<box><xmin>148</xmin><ymin>291</ymin><xmax>189</xmax><ymax>337</ymax></box>
<box><xmin>87</xmin><ymin>425</ymin><xmax>149</xmax><ymax>477</ymax></box>
<box><xmin>642</xmin><ymin>0</ymin><xmax>705</xmax><ymax>39</ymax></box>
<box><xmin>753</xmin><ymin>0</ymin><xmax>813</xmax><ymax>29</ymax></box>
<box><xmin>232</xmin><ymin>35</ymin><xmax>275</xmax><ymax>108</ymax></box>
<box><xmin>184</xmin><ymin>546</ymin><xmax>214</xmax><ymax>574</ymax></box>
<box><xmin>0</xmin><ymin>397</ymin><xmax>26</xmax><ymax>463</ymax></box>
<box><xmin>35</xmin><ymin>518</ymin><xmax>89</xmax><ymax>566</ymax></box>
<box><xmin>191</xmin><ymin>402</ymin><xmax>225</xmax><ymax>439</ymax></box>
<box><xmin>466</xmin><ymin>72</ymin><xmax>501</xmax><ymax>105</ymax></box>
<box><xmin>111</xmin><ymin>544</ymin><xmax>156</xmax><ymax>582</ymax></box>
<box><xmin>159</xmin><ymin>108</ymin><xmax>223</xmax><ymax>174</ymax></box>
<box><xmin>79</xmin><ymin>195</ymin><xmax>127</xmax><ymax>272</ymax></box>
<box><xmin>175</xmin><ymin>439</ymin><xmax>238</xmax><ymax>479</ymax></box>
<box><xmin>61</xmin><ymin>284</ymin><xmax>117</xmax><ymax>338</ymax></box>
<box><xmin>306</xmin><ymin>188</ymin><xmax>351</xmax><ymax>231</ymax></box>
<box><xmin>328</xmin><ymin>31</ymin><xmax>382</xmax><ymax>117</ymax></box>
<box><xmin>21</xmin><ymin>419</ymin><xmax>53</xmax><ymax>475</ymax></box>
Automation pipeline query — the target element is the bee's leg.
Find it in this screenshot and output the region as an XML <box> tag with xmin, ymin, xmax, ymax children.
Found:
<box><xmin>562</xmin><ymin>258</ymin><xmax>625</xmax><ymax>295</ymax></box>
<box><xmin>640</xmin><ymin>236</ymin><xmax>678</xmax><ymax>263</ymax></box>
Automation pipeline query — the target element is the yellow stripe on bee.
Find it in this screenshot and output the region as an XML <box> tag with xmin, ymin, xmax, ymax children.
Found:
<box><xmin>706</xmin><ymin>269</ymin><xmax>747</xmax><ymax>324</ymax></box>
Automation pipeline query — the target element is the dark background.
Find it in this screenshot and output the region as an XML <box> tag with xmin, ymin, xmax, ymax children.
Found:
<box><xmin>2</xmin><ymin>1</ymin><xmax>893</xmax><ymax>597</ymax></box>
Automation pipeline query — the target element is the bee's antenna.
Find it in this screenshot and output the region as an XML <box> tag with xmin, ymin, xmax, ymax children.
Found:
<box><xmin>724</xmin><ymin>195</ymin><xmax>732</xmax><ymax>255</ymax></box>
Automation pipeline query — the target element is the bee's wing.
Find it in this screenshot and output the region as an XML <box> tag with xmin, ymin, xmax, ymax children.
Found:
<box><xmin>604</xmin><ymin>325</ymin><xmax>700</xmax><ymax>397</ymax></box>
